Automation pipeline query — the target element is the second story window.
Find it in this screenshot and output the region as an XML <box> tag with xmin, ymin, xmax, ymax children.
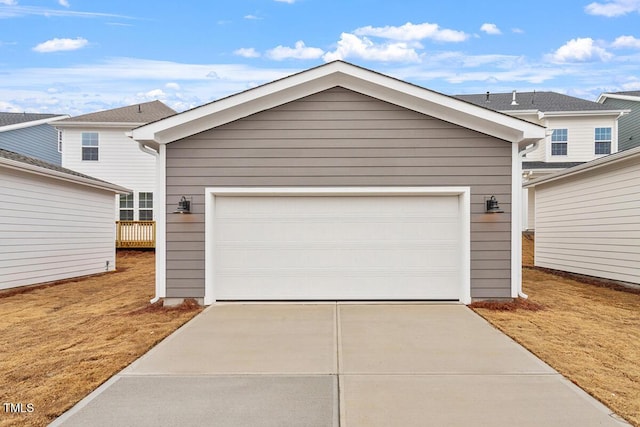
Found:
<box><xmin>551</xmin><ymin>129</ymin><xmax>568</xmax><ymax>156</ymax></box>
<box><xmin>119</xmin><ymin>193</ymin><xmax>134</xmax><ymax>220</ymax></box>
<box><xmin>595</xmin><ymin>127</ymin><xmax>612</xmax><ymax>155</ymax></box>
<box><xmin>81</xmin><ymin>132</ymin><xmax>99</xmax><ymax>161</ymax></box>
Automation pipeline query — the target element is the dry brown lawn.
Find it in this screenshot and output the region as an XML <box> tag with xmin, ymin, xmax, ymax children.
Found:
<box><xmin>2</xmin><ymin>240</ymin><xmax>639</xmax><ymax>426</ymax></box>
<box><xmin>0</xmin><ymin>251</ymin><xmax>202</xmax><ymax>427</ymax></box>
<box><xmin>473</xmin><ymin>236</ymin><xmax>640</xmax><ymax>427</ymax></box>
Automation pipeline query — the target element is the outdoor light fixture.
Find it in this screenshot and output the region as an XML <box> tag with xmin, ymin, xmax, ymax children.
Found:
<box><xmin>173</xmin><ymin>196</ymin><xmax>191</xmax><ymax>214</ymax></box>
<box><xmin>485</xmin><ymin>195</ymin><xmax>504</xmax><ymax>214</ymax></box>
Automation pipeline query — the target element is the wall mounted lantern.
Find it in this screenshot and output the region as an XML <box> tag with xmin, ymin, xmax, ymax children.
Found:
<box><xmin>485</xmin><ymin>195</ymin><xmax>504</xmax><ymax>214</ymax></box>
<box><xmin>173</xmin><ymin>196</ymin><xmax>191</xmax><ymax>214</ymax></box>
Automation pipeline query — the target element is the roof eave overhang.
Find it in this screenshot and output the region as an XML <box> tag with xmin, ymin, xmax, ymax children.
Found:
<box><xmin>538</xmin><ymin>110</ymin><xmax>629</xmax><ymax>119</ymax></box>
<box><xmin>54</xmin><ymin>121</ymin><xmax>148</xmax><ymax>129</ymax></box>
<box><xmin>524</xmin><ymin>145</ymin><xmax>640</xmax><ymax>188</ymax></box>
<box><xmin>0</xmin><ymin>115</ymin><xmax>70</xmax><ymax>133</ymax></box>
<box><xmin>0</xmin><ymin>158</ymin><xmax>131</xmax><ymax>194</ymax></box>
<box><xmin>597</xmin><ymin>93</ymin><xmax>640</xmax><ymax>103</ymax></box>
<box><xmin>131</xmin><ymin>62</ymin><xmax>546</xmax><ymax>147</ymax></box>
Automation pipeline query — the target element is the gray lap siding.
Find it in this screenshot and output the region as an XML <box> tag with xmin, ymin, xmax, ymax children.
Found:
<box><xmin>165</xmin><ymin>87</ymin><xmax>513</xmax><ymax>299</ymax></box>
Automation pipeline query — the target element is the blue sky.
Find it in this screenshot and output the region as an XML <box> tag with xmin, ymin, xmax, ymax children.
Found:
<box><xmin>1</xmin><ymin>0</ymin><xmax>640</xmax><ymax>115</ymax></box>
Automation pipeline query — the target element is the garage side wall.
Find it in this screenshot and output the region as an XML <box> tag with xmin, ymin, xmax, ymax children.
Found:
<box><xmin>165</xmin><ymin>87</ymin><xmax>513</xmax><ymax>299</ymax></box>
<box><xmin>0</xmin><ymin>167</ymin><xmax>117</xmax><ymax>290</ymax></box>
<box><xmin>535</xmin><ymin>158</ymin><xmax>640</xmax><ymax>284</ymax></box>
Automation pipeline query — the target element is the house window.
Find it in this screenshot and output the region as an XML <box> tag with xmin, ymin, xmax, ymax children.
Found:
<box><xmin>139</xmin><ymin>192</ymin><xmax>153</xmax><ymax>220</ymax></box>
<box><xmin>551</xmin><ymin>129</ymin><xmax>568</xmax><ymax>156</ymax></box>
<box><xmin>57</xmin><ymin>130</ymin><xmax>63</xmax><ymax>153</ymax></box>
<box><xmin>81</xmin><ymin>132</ymin><xmax>99</xmax><ymax>161</ymax></box>
<box><xmin>595</xmin><ymin>127</ymin><xmax>612</xmax><ymax>155</ymax></box>
<box><xmin>119</xmin><ymin>193</ymin><xmax>134</xmax><ymax>220</ymax></box>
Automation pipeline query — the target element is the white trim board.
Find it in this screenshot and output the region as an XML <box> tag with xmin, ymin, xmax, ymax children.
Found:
<box><xmin>203</xmin><ymin>186</ymin><xmax>471</xmax><ymax>305</ymax></box>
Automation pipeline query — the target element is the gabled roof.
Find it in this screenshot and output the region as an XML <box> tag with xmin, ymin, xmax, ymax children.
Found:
<box><xmin>0</xmin><ymin>148</ymin><xmax>129</xmax><ymax>193</ymax></box>
<box><xmin>56</xmin><ymin>100</ymin><xmax>176</xmax><ymax>128</ymax></box>
<box><xmin>524</xmin><ymin>145</ymin><xmax>640</xmax><ymax>188</ymax></box>
<box><xmin>0</xmin><ymin>112</ymin><xmax>69</xmax><ymax>132</ymax></box>
<box><xmin>130</xmin><ymin>61</ymin><xmax>546</xmax><ymax>149</ymax></box>
<box><xmin>456</xmin><ymin>91</ymin><xmax>622</xmax><ymax>115</ymax></box>
<box><xmin>597</xmin><ymin>91</ymin><xmax>640</xmax><ymax>103</ymax></box>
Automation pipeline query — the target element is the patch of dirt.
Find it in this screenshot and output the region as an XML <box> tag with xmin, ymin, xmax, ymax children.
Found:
<box><xmin>0</xmin><ymin>251</ymin><xmax>203</xmax><ymax>427</ymax></box>
<box><xmin>468</xmin><ymin>298</ymin><xmax>544</xmax><ymax>311</ymax></box>
<box><xmin>473</xmin><ymin>236</ymin><xmax>640</xmax><ymax>427</ymax></box>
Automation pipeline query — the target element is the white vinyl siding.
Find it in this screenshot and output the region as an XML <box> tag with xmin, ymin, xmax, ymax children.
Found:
<box><xmin>0</xmin><ymin>167</ymin><xmax>117</xmax><ymax>290</ymax></box>
<box><xmin>521</xmin><ymin>116</ymin><xmax>619</xmax><ymax>162</ymax></box>
<box><xmin>534</xmin><ymin>158</ymin><xmax>640</xmax><ymax>284</ymax></box>
<box><xmin>61</xmin><ymin>127</ymin><xmax>156</xmax><ymax>221</ymax></box>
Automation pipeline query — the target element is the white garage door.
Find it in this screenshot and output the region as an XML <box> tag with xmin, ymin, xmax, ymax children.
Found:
<box><xmin>211</xmin><ymin>193</ymin><xmax>463</xmax><ymax>301</ymax></box>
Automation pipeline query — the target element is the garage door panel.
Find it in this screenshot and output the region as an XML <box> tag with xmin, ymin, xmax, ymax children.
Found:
<box><xmin>212</xmin><ymin>194</ymin><xmax>463</xmax><ymax>301</ymax></box>
<box><xmin>216</xmin><ymin>245</ymin><xmax>459</xmax><ymax>269</ymax></box>
<box><xmin>217</xmin><ymin>220</ymin><xmax>459</xmax><ymax>242</ymax></box>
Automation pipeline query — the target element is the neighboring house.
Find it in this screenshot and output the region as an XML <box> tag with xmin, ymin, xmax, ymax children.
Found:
<box><xmin>0</xmin><ymin>112</ymin><xmax>69</xmax><ymax>165</ymax></box>
<box><xmin>0</xmin><ymin>148</ymin><xmax>130</xmax><ymax>290</ymax></box>
<box><xmin>456</xmin><ymin>91</ymin><xmax>628</xmax><ymax>230</ymax></box>
<box><xmin>524</xmin><ymin>146</ymin><xmax>640</xmax><ymax>285</ymax></box>
<box><xmin>55</xmin><ymin>101</ymin><xmax>176</xmax><ymax>247</ymax></box>
<box><xmin>131</xmin><ymin>61</ymin><xmax>546</xmax><ymax>306</ymax></box>
<box><xmin>597</xmin><ymin>91</ymin><xmax>640</xmax><ymax>152</ymax></box>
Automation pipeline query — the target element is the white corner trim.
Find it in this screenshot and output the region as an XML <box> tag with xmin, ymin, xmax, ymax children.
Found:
<box><xmin>511</xmin><ymin>143</ymin><xmax>523</xmax><ymax>299</ymax></box>
<box><xmin>203</xmin><ymin>186</ymin><xmax>472</xmax><ymax>305</ymax></box>
<box><xmin>154</xmin><ymin>144</ymin><xmax>167</xmax><ymax>302</ymax></box>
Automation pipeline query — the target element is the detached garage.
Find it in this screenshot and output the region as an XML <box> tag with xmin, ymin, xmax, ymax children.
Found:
<box><xmin>131</xmin><ymin>61</ymin><xmax>546</xmax><ymax>305</ymax></box>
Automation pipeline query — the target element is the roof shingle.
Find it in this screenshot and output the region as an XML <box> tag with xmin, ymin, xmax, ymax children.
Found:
<box><xmin>455</xmin><ymin>91</ymin><xmax>615</xmax><ymax>112</ymax></box>
<box><xmin>0</xmin><ymin>112</ymin><xmax>66</xmax><ymax>127</ymax></box>
<box><xmin>57</xmin><ymin>100</ymin><xmax>176</xmax><ymax>124</ymax></box>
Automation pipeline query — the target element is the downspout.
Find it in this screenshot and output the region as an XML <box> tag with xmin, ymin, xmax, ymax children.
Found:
<box><xmin>516</xmin><ymin>141</ymin><xmax>539</xmax><ymax>299</ymax></box>
<box><xmin>137</xmin><ymin>142</ymin><xmax>162</xmax><ymax>303</ymax></box>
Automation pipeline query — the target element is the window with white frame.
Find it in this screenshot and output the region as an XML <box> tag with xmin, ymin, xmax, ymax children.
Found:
<box><xmin>595</xmin><ymin>127</ymin><xmax>612</xmax><ymax>155</ymax></box>
<box><xmin>139</xmin><ymin>192</ymin><xmax>153</xmax><ymax>220</ymax></box>
<box><xmin>57</xmin><ymin>130</ymin><xmax>63</xmax><ymax>153</ymax></box>
<box><xmin>551</xmin><ymin>129</ymin><xmax>568</xmax><ymax>156</ymax></box>
<box><xmin>81</xmin><ymin>132</ymin><xmax>99</xmax><ymax>161</ymax></box>
<box><xmin>119</xmin><ymin>193</ymin><xmax>134</xmax><ymax>220</ymax></box>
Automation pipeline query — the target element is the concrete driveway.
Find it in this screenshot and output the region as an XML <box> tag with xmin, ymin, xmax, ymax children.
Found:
<box><xmin>52</xmin><ymin>303</ymin><xmax>628</xmax><ymax>426</ymax></box>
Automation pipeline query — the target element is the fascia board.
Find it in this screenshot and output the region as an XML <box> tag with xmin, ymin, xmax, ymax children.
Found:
<box><xmin>0</xmin><ymin>115</ymin><xmax>70</xmax><ymax>133</ymax></box>
<box><xmin>131</xmin><ymin>61</ymin><xmax>546</xmax><ymax>145</ymax></box>
<box><xmin>597</xmin><ymin>93</ymin><xmax>640</xmax><ymax>103</ymax></box>
<box><xmin>0</xmin><ymin>158</ymin><xmax>131</xmax><ymax>194</ymax></box>
<box><xmin>539</xmin><ymin>110</ymin><xmax>629</xmax><ymax>118</ymax></box>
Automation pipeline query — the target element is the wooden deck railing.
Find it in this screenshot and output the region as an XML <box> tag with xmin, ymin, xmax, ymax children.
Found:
<box><xmin>116</xmin><ymin>221</ymin><xmax>156</xmax><ymax>248</ymax></box>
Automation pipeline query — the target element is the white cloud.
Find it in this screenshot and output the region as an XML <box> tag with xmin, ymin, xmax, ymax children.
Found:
<box><xmin>266</xmin><ymin>40</ymin><xmax>324</xmax><ymax>60</ymax></box>
<box><xmin>323</xmin><ymin>33</ymin><xmax>421</xmax><ymax>62</ymax></box>
<box><xmin>353</xmin><ymin>22</ymin><xmax>468</xmax><ymax>42</ymax></box>
<box><xmin>480</xmin><ymin>23</ymin><xmax>502</xmax><ymax>35</ymax></box>
<box><xmin>0</xmin><ymin>0</ymin><xmax>17</xmax><ymax>5</ymax></box>
<box><xmin>0</xmin><ymin>5</ymin><xmax>132</xmax><ymax>19</ymax></box>
<box><xmin>234</xmin><ymin>47</ymin><xmax>261</xmax><ymax>58</ymax></box>
<box><xmin>274</xmin><ymin>0</ymin><xmax>296</xmax><ymax>3</ymax></box>
<box><xmin>165</xmin><ymin>82</ymin><xmax>181</xmax><ymax>90</ymax></box>
<box><xmin>585</xmin><ymin>0</ymin><xmax>640</xmax><ymax>16</ymax></box>
<box><xmin>512</xmin><ymin>28</ymin><xmax>524</xmax><ymax>34</ymax></box>
<box><xmin>550</xmin><ymin>37</ymin><xmax>613</xmax><ymax>62</ymax></box>
<box><xmin>244</xmin><ymin>14</ymin><xmax>262</xmax><ymax>20</ymax></box>
<box><xmin>612</xmin><ymin>35</ymin><xmax>640</xmax><ymax>48</ymax></box>
<box><xmin>58</xmin><ymin>0</ymin><xmax>70</xmax><ymax>7</ymax></box>
<box><xmin>32</xmin><ymin>37</ymin><xmax>88</xmax><ymax>53</ymax></box>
